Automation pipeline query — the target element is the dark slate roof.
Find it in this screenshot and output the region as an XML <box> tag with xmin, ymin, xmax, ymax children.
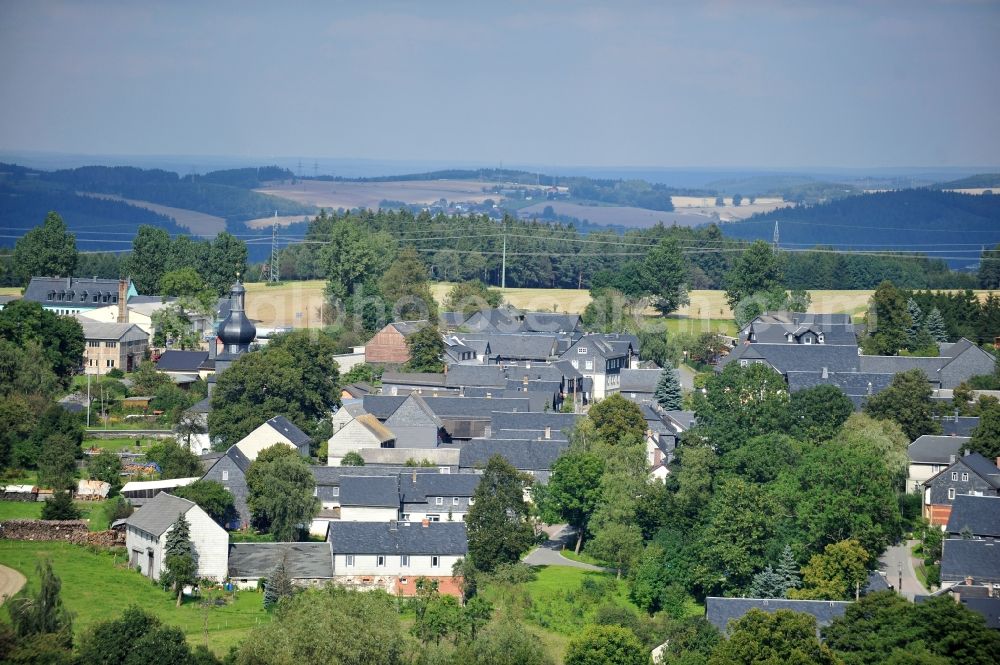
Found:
<box><xmin>459</xmin><ymin>438</ymin><xmax>569</xmax><ymax>471</ymax></box>
<box><xmin>188</xmin><ymin>397</ymin><xmax>212</xmax><ymax>413</ymax></box>
<box><xmin>940</xmin><ymin>539</ymin><xmax>1000</xmax><ymax>582</ymax></box>
<box><xmin>125</xmin><ymin>492</ymin><xmax>196</xmax><ymax>537</ymax></box>
<box><xmin>311</xmin><ymin>465</ymin><xmax>443</xmax><ymax>486</ymax></box>
<box><xmin>744</xmin><ymin>323</ymin><xmax>858</xmax><ymax>345</ymax></box>
<box><xmin>858</xmin><ymin>354</ymin><xmax>945</xmax><ymax>378</ymax></box>
<box><xmin>957</xmin><ymin>597</ymin><xmax>1000</xmax><ymax>629</ymax></box>
<box><xmin>705</xmin><ymin>597</ymin><xmax>851</xmax><ymax>634</ymax></box>
<box><xmin>23</xmin><ymin>276</ymin><xmax>123</xmax><ymax>305</ymax></box>
<box><xmin>504</xmin><ymin>379</ymin><xmax>562</xmax><ymax>395</ymax></box>
<box><xmin>327</xmin><ymin>521</ymin><xmax>468</xmax><ymax>555</ymax></box>
<box><xmin>663</xmin><ymin>410</ymin><xmax>697</xmax><ymax>431</ymax></box>
<box><xmin>391</xmin><ymin>320</ymin><xmax>428</xmax><ymax>337</ymax></box>
<box><xmin>266</xmin><ymin>416</ymin><xmax>312</xmax><ymax>448</ymax></box>
<box><xmin>458</xmin><ymin>333</ymin><xmax>560</xmax><ymax>360</ymax></box>
<box><xmin>946</xmin><ymin>495</ymin><xmax>1000</xmax><ymax>537</ymax></box>
<box><xmin>362</xmin><ymin>396</ymin><xmax>409</xmax><ymax>419</ymax></box>
<box><xmin>228</xmin><ymin>542</ymin><xmax>334</xmax><ymax>579</ymax></box>
<box><xmin>381</xmin><ymin>372</ymin><xmax>448</xmax><ymax>388</ymax></box>
<box><xmin>226</xmin><ymin>445</ymin><xmax>252</xmax><ymax>473</ymax></box>
<box><xmin>426</xmin><ymin>397</ymin><xmax>532</xmax><ymax>419</ymax></box>
<box><xmin>385</xmin><ymin>394</ymin><xmax>444</xmax><ymax>429</ymax></box>
<box><xmin>440</xmin><ymin>311</ymin><xmax>467</xmax><ymax>328</ymax></box>
<box><xmin>864</xmin><ymin>570</ymin><xmax>891</xmax><ymax>594</ymax></box>
<box><xmin>400</xmin><ymin>472</ymin><xmax>481</xmax><ymax>503</ymax></box>
<box><xmin>156</xmin><ymin>350</ymin><xmax>209</xmax><ymax>372</ymax></box>
<box><xmin>620</xmin><ymin>369</ymin><xmax>663</xmax><ymax>393</ymax></box>
<box><xmin>505</xmin><ymin>361</ymin><xmax>582</xmax><ymax>382</ymax></box>
<box><xmin>490</xmin><ymin>411</ymin><xmax>581</xmax><ymax>434</ymax></box>
<box><xmin>961</xmin><ymin>453</ymin><xmax>1000</xmax><ymax>489</ymax></box>
<box><xmin>337</xmin><ymin>475</ymin><xmax>400</xmax><ymax>507</ymax></box>
<box><xmin>785</xmin><ymin>370</ymin><xmax>894</xmax><ymax>397</ymax></box>
<box><xmin>907</xmin><ymin>436</ymin><xmax>970</xmax><ymax>464</ymax></box>
<box><xmin>723</xmin><ymin>343</ymin><xmax>861</xmax><ymax>374</ymax></box>
<box><xmin>941</xmin><ymin>416</ymin><xmax>980</xmax><ymax>437</ymax></box>
<box><xmin>491</xmin><ymin>428</ymin><xmax>570</xmax><ymax>442</ymax></box>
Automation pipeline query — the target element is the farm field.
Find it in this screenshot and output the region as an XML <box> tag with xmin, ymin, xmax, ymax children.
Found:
<box><xmin>517</xmin><ymin>201</ymin><xmax>709</xmax><ymax>228</ymax></box>
<box><xmin>0</xmin><ymin>541</ymin><xmax>268</xmax><ymax>657</ymax></box>
<box><xmin>256</xmin><ymin>178</ymin><xmax>498</xmax><ymax>212</ymax></box>
<box><xmin>243</xmin><ymin>280</ymin><xmax>887</xmax><ymax>329</ymax></box>
<box><xmin>78</xmin><ymin>192</ymin><xmax>228</xmax><ymax>236</ymax></box>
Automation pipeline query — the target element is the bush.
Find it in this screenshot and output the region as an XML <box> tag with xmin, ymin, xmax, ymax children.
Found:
<box><xmin>106</xmin><ymin>368</ymin><xmax>125</xmax><ymax>379</ymax></box>
<box><xmin>102</xmin><ymin>496</ymin><xmax>133</xmax><ymax>524</ymax></box>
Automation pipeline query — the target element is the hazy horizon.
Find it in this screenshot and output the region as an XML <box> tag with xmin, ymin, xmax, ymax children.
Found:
<box><xmin>1</xmin><ymin>1</ymin><xmax>999</xmax><ymax>169</ymax></box>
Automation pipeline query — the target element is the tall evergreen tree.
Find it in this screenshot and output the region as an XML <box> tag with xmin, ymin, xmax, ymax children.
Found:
<box><xmin>774</xmin><ymin>544</ymin><xmax>802</xmax><ymax>593</ymax></box>
<box><xmin>748</xmin><ymin>566</ymin><xmax>787</xmax><ymax>598</ymax></box>
<box><xmin>925</xmin><ymin>307</ymin><xmax>948</xmax><ymax>343</ymax></box>
<box><xmin>863</xmin><ymin>280</ymin><xmax>912</xmax><ymax>356</ymax></box>
<box><xmin>906</xmin><ymin>298</ymin><xmax>924</xmax><ymax>347</ymax></box>
<box><xmin>163</xmin><ymin>513</ymin><xmax>197</xmax><ymax>606</ymax></box>
<box><xmin>654</xmin><ymin>366</ymin><xmax>683</xmax><ymax>411</ymax></box>
<box><xmin>263</xmin><ymin>557</ymin><xmax>294</xmax><ymax>610</ymax></box>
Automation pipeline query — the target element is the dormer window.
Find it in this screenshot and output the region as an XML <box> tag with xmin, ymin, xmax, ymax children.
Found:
<box><xmin>818</xmin><ymin>334</ymin><xmax>825</xmax><ymax>344</ymax></box>
<box><xmin>47</xmin><ymin>291</ymin><xmax>55</xmax><ymax>301</ymax></box>
<box><xmin>92</xmin><ymin>294</ymin><xmax>99</xmax><ymax>303</ymax></box>
<box><xmin>80</xmin><ymin>291</ymin><xmax>88</xmax><ymax>302</ymax></box>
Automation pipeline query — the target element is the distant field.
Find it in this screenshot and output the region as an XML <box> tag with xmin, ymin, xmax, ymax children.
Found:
<box><xmin>255</xmin><ymin>178</ymin><xmax>497</xmax><ymax>211</ymax></box>
<box><xmin>0</xmin><ymin>287</ymin><xmax>20</xmax><ymax>296</ymax></box>
<box><xmin>517</xmin><ymin>201</ymin><xmax>709</xmax><ymax>228</ymax></box>
<box><xmin>244</xmin><ymin>281</ymin><xmax>894</xmax><ymax>329</ymax></box>
<box><xmin>245</xmin><ymin>213</ymin><xmax>315</xmax><ymax>229</ymax></box>
<box><xmin>79</xmin><ymin>192</ymin><xmax>227</xmax><ymax>236</ymax></box>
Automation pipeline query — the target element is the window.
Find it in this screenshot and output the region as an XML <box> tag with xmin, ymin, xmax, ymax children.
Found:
<box><xmin>453</xmin><ymin>497</ymin><xmax>459</xmax><ymax>506</ymax></box>
<box><xmin>804</xmin><ymin>337</ymin><xmax>812</xmax><ymax>344</ymax></box>
<box><xmin>92</xmin><ymin>294</ymin><xmax>99</xmax><ymax>303</ymax></box>
<box><xmin>578</xmin><ymin>347</ymin><xmax>587</xmax><ymax>354</ymax></box>
<box><xmin>377</xmin><ymin>555</ymin><xmax>385</xmax><ymax>567</ymax></box>
<box><xmin>571</xmin><ymin>359</ymin><xmax>579</xmax><ymax>369</ymax></box>
<box><xmin>961</xmin><ymin>473</ymin><xmax>969</xmax><ymax>482</ymax></box>
<box><xmin>222</xmin><ymin>470</ymin><xmax>229</xmax><ymax>481</ymax></box>
<box><xmin>435</xmin><ymin>497</ymin><xmax>443</xmax><ymax>506</ymax></box>
<box><xmin>106</xmin><ymin>359</ymin><xmax>115</xmax><ymax>368</ymax></box>
<box><xmin>401</xmin><ymin>555</ymin><xmax>410</xmax><ymax>567</ymax></box>
<box><xmin>105</xmin><ymin>341</ymin><xmax>117</xmax><ymax>348</ymax></box>
<box><xmin>333</xmin><ymin>487</ymin><xmax>340</xmax><ymax>497</ymax></box>
<box><xmin>951</xmin><ymin>472</ymin><xmax>958</xmax><ymax>481</ymax></box>
<box><xmin>314</xmin><ymin>487</ymin><xmax>318</xmax><ymax>497</ymax></box>
<box><xmin>584</xmin><ymin>360</ymin><xmax>593</xmax><ymax>370</ymax></box>
<box><xmin>427</xmin><ymin>515</ymin><xmax>440</xmax><ymax>522</ymax></box>
<box><xmin>468</xmin><ymin>497</ymin><xmax>474</xmax><ymax>506</ymax></box>
<box><xmin>47</xmin><ymin>291</ymin><xmax>54</xmax><ymax>301</ymax></box>
<box><xmin>948</xmin><ymin>488</ymin><xmax>956</xmax><ymax>500</ymax></box>
<box><xmin>346</xmin><ymin>555</ymin><xmax>354</xmax><ymax>567</ymax></box>
<box><xmin>88</xmin><ymin>341</ymin><xmax>100</xmax><ymax>347</ymax></box>
<box><xmin>431</xmin><ymin>556</ymin><xmax>440</xmax><ymax>568</ymax></box>
<box><xmin>740</xmin><ymin>360</ymin><xmax>748</xmax><ymax>367</ymax></box>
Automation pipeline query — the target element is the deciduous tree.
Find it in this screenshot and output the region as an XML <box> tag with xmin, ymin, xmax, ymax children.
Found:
<box><xmin>404</xmin><ymin>324</ymin><xmax>445</xmax><ymax>373</ymax></box>
<box><xmin>246</xmin><ymin>444</ymin><xmax>318</xmax><ymax>541</ymax></box>
<box><xmin>708</xmin><ymin>609</ymin><xmax>839</xmax><ymax>665</ymax></box>
<box><xmin>11</xmin><ymin>212</ymin><xmax>77</xmax><ymax>285</ymax></box>
<box><xmin>565</xmin><ymin>624</ymin><xmax>647</xmax><ymax>665</ymax></box>
<box><xmin>864</xmin><ymin>369</ymin><xmax>941</xmax><ymax>441</ymax></box>
<box><xmin>588</xmin><ymin>393</ymin><xmax>646</xmax><ymax>444</ymax></box>
<box><xmin>862</xmin><ymin>280</ymin><xmax>911</xmax><ymax>355</ymax></box>
<box><xmin>173</xmin><ymin>480</ymin><xmax>237</xmax><ymax>527</ymax></box>
<box><xmin>466</xmin><ymin>455</ymin><xmax>534</xmax><ymax>572</ymax></box>
<box><xmin>789</xmin><ymin>539</ymin><xmax>869</xmax><ymax>600</ymax></box>
<box><xmin>539</xmin><ymin>451</ymin><xmax>604</xmax><ymax>554</ymax></box>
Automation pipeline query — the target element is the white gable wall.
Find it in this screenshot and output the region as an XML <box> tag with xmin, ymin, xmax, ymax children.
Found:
<box><xmin>235</xmin><ymin>423</ymin><xmax>296</xmax><ymax>461</ymax></box>
<box><xmin>327</xmin><ymin>419</ymin><xmax>388</xmax><ymax>466</ymax></box>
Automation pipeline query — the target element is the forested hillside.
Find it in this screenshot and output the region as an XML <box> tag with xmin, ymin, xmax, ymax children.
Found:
<box><xmin>0</xmin><ymin>163</ymin><xmax>313</xmax><ymax>255</ymax></box>
<box><xmin>722</xmin><ymin>189</ymin><xmax>1000</xmax><ymax>267</ymax></box>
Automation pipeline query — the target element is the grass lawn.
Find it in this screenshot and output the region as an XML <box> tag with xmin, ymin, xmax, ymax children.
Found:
<box><xmin>558</xmin><ymin>548</ymin><xmax>607</xmax><ymax>567</ymax></box>
<box><xmin>0</xmin><ymin>500</ymin><xmax>111</xmax><ymax>531</ymax></box>
<box><xmin>0</xmin><ymin>541</ymin><xmax>268</xmax><ymax>656</ymax></box>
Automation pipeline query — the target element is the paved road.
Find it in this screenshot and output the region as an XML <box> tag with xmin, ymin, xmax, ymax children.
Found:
<box><xmin>0</xmin><ymin>564</ymin><xmax>26</xmax><ymax>605</ymax></box>
<box><xmin>879</xmin><ymin>540</ymin><xmax>928</xmax><ymax>600</ymax></box>
<box><xmin>524</xmin><ymin>525</ymin><xmax>609</xmax><ymax>571</ymax></box>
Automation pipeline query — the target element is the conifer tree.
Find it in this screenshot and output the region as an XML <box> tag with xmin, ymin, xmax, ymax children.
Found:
<box><xmin>925</xmin><ymin>307</ymin><xmax>948</xmax><ymax>343</ymax></box>
<box><xmin>263</xmin><ymin>557</ymin><xmax>294</xmax><ymax>610</ymax></box>
<box><xmin>775</xmin><ymin>544</ymin><xmax>801</xmax><ymax>592</ymax></box>
<box><xmin>654</xmin><ymin>367</ymin><xmax>683</xmax><ymax>411</ymax></box>
<box><xmin>906</xmin><ymin>298</ymin><xmax>924</xmax><ymax>347</ymax></box>
<box><xmin>748</xmin><ymin>566</ymin><xmax>786</xmax><ymax>598</ymax></box>
<box><xmin>163</xmin><ymin>513</ymin><xmax>197</xmax><ymax>606</ymax></box>
<box><xmin>8</xmin><ymin>559</ymin><xmax>73</xmax><ymax>645</ymax></box>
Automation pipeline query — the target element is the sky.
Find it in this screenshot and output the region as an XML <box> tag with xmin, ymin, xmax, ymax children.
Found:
<box><xmin>0</xmin><ymin>0</ymin><xmax>998</xmax><ymax>170</ymax></box>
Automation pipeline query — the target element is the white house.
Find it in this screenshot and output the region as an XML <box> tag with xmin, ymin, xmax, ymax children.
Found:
<box><xmin>124</xmin><ymin>492</ymin><xmax>228</xmax><ymax>582</ymax></box>
<box><xmin>326</xmin><ymin>520</ymin><xmax>468</xmax><ymax>597</ymax></box>
<box><xmin>235</xmin><ymin>415</ymin><xmax>312</xmax><ymax>461</ymax></box>
<box><xmin>327</xmin><ymin>414</ymin><xmax>396</xmax><ymax>466</ymax></box>
<box><xmin>338</xmin><ymin>476</ymin><xmax>401</xmax><ymax>522</ymax></box>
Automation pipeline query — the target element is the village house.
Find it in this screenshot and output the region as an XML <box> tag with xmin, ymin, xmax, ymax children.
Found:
<box><xmin>327</xmin><ymin>414</ymin><xmax>396</xmax><ymax>466</ymax></box>
<box><xmin>705</xmin><ymin>597</ymin><xmax>851</xmax><ymax>635</ymax></box>
<box><xmin>559</xmin><ymin>334</ymin><xmax>634</xmax><ymax>400</ymax></box>
<box><xmin>922</xmin><ymin>452</ymin><xmax>1000</xmax><ymax>525</ymax></box>
<box><xmin>77</xmin><ymin>320</ymin><xmax>149</xmax><ymax>374</ymax></box>
<box><xmin>365</xmin><ymin>320</ymin><xmax>427</xmax><ymax>364</ymax></box>
<box><xmin>338</xmin><ymin>476</ymin><xmax>401</xmax><ymax>521</ymax></box>
<box><xmin>906</xmin><ymin>435</ymin><xmax>971</xmax><ymax>493</ymax></box>
<box><xmin>23</xmin><ymin>276</ymin><xmax>137</xmax><ymax>316</ymax></box>
<box><xmin>326</xmin><ymin>520</ymin><xmax>468</xmax><ymax>597</ymax></box>
<box><xmin>234</xmin><ymin>415</ymin><xmax>312</xmax><ymax>460</ymax></box>
<box><xmin>124</xmin><ymin>492</ymin><xmax>228</xmax><ymax>582</ymax></box>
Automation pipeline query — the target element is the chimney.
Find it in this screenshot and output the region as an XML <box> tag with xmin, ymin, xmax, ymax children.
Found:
<box><xmin>950</xmin><ymin>454</ymin><xmax>957</xmax><ymax>463</ymax></box>
<box><xmin>996</xmin><ymin>457</ymin><xmax>1000</xmax><ymax>468</ymax></box>
<box><xmin>117</xmin><ymin>279</ymin><xmax>128</xmax><ymax>323</ymax></box>
<box><xmin>421</xmin><ymin>518</ymin><xmax>429</xmax><ymax>528</ymax></box>
<box><xmin>209</xmin><ymin>336</ymin><xmax>217</xmax><ymax>360</ymax></box>
<box><xmin>389</xmin><ymin>519</ymin><xmax>397</xmax><ymax>531</ymax></box>
<box><xmin>523</xmin><ymin>375</ymin><xmax>529</xmax><ymax>387</ymax></box>
<box><xmin>821</xmin><ymin>367</ymin><xmax>828</xmax><ymax>379</ymax></box>
<box><xmin>964</xmin><ymin>449</ymin><xmax>970</xmax><ymax>457</ymax></box>
<box><xmin>526</xmin><ymin>360</ymin><xmax>531</xmax><ymax>369</ymax></box>
<box><xmin>412</xmin><ymin>470</ymin><xmax>417</xmax><ymax>483</ymax></box>
<box><xmin>544</xmin><ymin>425</ymin><xmax>551</xmax><ymax>440</ymax></box>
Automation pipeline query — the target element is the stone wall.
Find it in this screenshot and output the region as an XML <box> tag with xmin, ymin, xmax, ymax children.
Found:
<box><xmin>0</xmin><ymin>519</ymin><xmax>125</xmax><ymax>546</ymax></box>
